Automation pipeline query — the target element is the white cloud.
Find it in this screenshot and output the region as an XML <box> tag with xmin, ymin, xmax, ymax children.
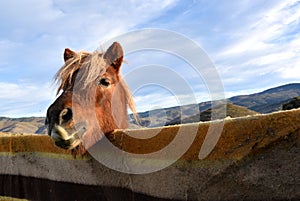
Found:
<box><xmin>247</xmin><ymin>52</ymin><xmax>296</xmax><ymax>66</ymax></box>
<box><xmin>212</xmin><ymin>0</ymin><xmax>300</xmax><ymax>90</ymax></box>
<box><xmin>218</xmin><ymin>0</ymin><xmax>300</xmax><ymax>58</ymax></box>
<box><xmin>276</xmin><ymin>58</ymin><xmax>300</xmax><ymax>79</ymax></box>
<box><xmin>0</xmin><ymin>81</ymin><xmax>56</xmax><ymax>117</ymax></box>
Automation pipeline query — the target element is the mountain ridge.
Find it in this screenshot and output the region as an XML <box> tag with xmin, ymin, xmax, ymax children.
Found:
<box><xmin>229</xmin><ymin>83</ymin><xmax>300</xmax><ymax>113</ymax></box>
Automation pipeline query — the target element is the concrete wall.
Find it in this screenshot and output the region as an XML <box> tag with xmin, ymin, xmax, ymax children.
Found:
<box><xmin>1</xmin><ymin>109</ymin><xmax>300</xmax><ymax>201</ymax></box>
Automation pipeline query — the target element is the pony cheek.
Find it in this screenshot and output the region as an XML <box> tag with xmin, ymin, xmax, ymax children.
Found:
<box><xmin>95</xmin><ymin>87</ymin><xmax>114</xmax><ymax>104</ymax></box>
<box><xmin>81</xmin><ymin>127</ymin><xmax>104</xmax><ymax>150</ymax></box>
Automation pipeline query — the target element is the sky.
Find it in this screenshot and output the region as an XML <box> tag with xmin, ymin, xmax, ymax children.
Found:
<box><xmin>0</xmin><ymin>0</ymin><xmax>300</xmax><ymax>117</ymax></box>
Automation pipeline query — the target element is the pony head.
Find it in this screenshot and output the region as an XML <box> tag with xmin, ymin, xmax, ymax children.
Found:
<box><xmin>46</xmin><ymin>42</ymin><xmax>135</xmax><ymax>155</ymax></box>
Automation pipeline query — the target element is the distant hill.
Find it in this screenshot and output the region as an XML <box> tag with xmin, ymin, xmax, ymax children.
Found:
<box><xmin>165</xmin><ymin>103</ymin><xmax>259</xmax><ymax>125</ymax></box>
<box><xmin>199</xmin><ymin>103</ymin><xmax>259</xmax><ymax>121</ymax></box>
<box><xmin>0</xmin><ymin>117</ymin><xmax>47</xmax><ymax>134</ymax></box>
<box><xmin>229</xmin><ymin>83</ymin><xmax>300</xmax><ymax>113</ymax></box>
<box><xmin>1</xmin><ymin>83</ymin><xmax>300</xmax><ymax>132</ymax></box>
<box><xmin>130</xmin><ymin>104</ymin><xmax>202</xmax><ymax>128</ymax></box>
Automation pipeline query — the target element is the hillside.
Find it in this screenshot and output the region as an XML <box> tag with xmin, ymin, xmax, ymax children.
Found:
<box><xmin>165</xmin><ymin>103</ymin><xmax>259</xmax><ymax>125</ymax></box>
<box><xmin>189</xmin><ymin>103</ymin><xmax>259</xmax><ymax>122</ymax></box>
<box><xmin>229</xmin><ymin>83</ymin><xmax>300</xmax><ymax>113</ymax></box>
<box><xmin>0</xmin><ymin>117</ymin><xmax>47</xmax><ymax>134</ymax></box>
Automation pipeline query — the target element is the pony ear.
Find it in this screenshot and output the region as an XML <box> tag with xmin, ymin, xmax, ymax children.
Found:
<box><xmin>64</xmin><ymin>48</ymin><xmax>76</xmax><ymax>62</ymax></box>
<box><xmin>104</xmin><ymin>42</ymin><xmax>123</xmax><ymax>73</ymax></box>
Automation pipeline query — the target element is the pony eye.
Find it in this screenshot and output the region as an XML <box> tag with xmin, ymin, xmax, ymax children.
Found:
<box><xmin>99</xmin><ymin>78</ymin><xmax>110</xmax><ymax>88</ymax></box>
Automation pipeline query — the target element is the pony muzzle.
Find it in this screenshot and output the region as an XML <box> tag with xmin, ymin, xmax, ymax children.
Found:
<box><xmin>50</xmin><ymin>124</ymin><xmax>86</xmax><ymax>150</ymax></box>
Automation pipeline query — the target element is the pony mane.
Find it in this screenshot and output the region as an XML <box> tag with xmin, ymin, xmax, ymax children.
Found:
<box><xmin>119</xmin><ymin>79</ymin><xmax>137</xmax><ymax>115</ymax></box>
<box><xmin>54</xmin><ymin>49</ymin><xmax>136</xmax><ymax>115</ymax></box>
<box><xmin>54</xmin><ymin>50</ymin><xmax>104</xmax><ymax>94</ymax></box>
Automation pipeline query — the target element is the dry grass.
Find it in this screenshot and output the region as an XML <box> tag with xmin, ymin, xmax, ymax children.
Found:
<box><xmin>0</xmin><ymin>196</ymin><xmax>28</xmax><ymax>201</ymax></box>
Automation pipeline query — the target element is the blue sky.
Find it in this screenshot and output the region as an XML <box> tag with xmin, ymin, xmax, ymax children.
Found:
<box><xmin>0</xmin><ymin>0</ymin><xmax>300</xmax><ymax>117</ymax></box>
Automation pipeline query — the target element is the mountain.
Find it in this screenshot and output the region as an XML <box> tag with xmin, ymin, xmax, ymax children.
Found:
<box><xmin>1</xmin><ymin>83</ymin><xmax>300</xmax><ymax>132</ymax></box>
<box><xmin>0</xmin><ymin>117</ymin><xmax>47</xmax><ymax>134</ymax></box>
<box><xmin>229</xmin><ymin>83</ymin><xmax>300</xmax><ymax>113</ymax></box>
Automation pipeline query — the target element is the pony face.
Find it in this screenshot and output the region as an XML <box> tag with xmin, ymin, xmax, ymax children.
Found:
<box><xmin>46</xmin><ymin>42</ymin><xmax>135</xmax><ymax>155</ymax></box>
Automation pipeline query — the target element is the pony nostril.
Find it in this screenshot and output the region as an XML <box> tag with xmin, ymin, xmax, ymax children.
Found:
<box><xmin>59</xmin><ymin>108</ymin><xmax>73</xmax><ymax>124</ymax></box>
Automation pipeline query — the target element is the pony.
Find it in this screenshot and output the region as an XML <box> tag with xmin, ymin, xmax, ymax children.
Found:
<box><xmin>46</xmin><ymin>42</ymin><xmax>135</xmax><ymax>156</ymax></box>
